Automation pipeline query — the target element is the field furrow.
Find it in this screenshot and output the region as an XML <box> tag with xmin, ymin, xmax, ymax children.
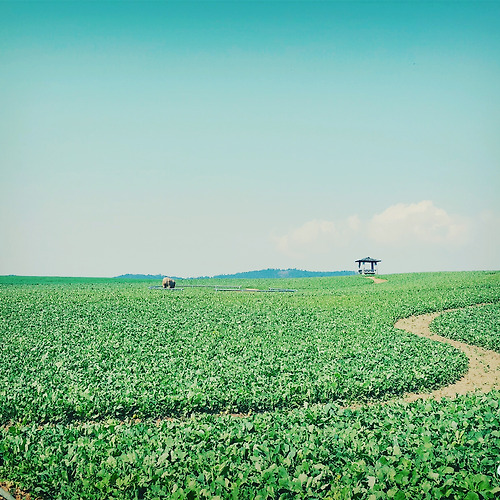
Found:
<box><xmin>395</xmin><ymin>307</ymin><xmax>500</xmax><ymax>401</ymax></box>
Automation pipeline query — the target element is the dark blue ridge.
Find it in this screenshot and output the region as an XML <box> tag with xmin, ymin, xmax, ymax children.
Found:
<box><xmin>115</xmin><ymin>269</ymin><xmax>356</xmax><ymax>280</ymax></box>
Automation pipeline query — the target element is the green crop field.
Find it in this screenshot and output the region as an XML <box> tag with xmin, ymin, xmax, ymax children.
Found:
<box><xmin>431</xmin><ymin>303</ymin><xmax>500</xmax><ymax>353</ymax></box>
<box><xmin>1</xmin><ymin>271</ymin><xmax>499</xmax><ymax>499</ymax></box>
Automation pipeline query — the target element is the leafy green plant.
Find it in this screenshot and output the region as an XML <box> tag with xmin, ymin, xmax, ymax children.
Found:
<box><xmin>1</xmin><ymin>271</ymin><xmax>499</xmax><ymax>498</ymax></box>
<box><xmin>431</xmin><ymin>303</ymin><xmax>500</xmax><ymax>352</ymax></box>
<box><xmin>1</xmin><ymin>393</ymin><xmax>500</xmax><ymax>499</ymax></box>
<box><xmin>0</xmin><ymin>274</ymin><xmax>483</xmax><ymax>421</ymax></box>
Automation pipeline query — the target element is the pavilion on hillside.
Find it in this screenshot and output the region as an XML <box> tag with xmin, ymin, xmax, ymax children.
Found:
<box><xmin>355</xmin><ymin>257</ymin><xmax>381</xmax><ymax>275</ymax></box>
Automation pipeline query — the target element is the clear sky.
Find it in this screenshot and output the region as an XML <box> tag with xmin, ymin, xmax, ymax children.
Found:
<box><xmin>1</xmin><ymin>0</ymin><xmax>499</xmax><ymax>277</ymax></box>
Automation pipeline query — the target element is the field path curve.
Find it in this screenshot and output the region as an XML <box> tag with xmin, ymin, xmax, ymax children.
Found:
<box><xmin>395</xmin><ymin>308</ymin><xmax>500</xmax><ymax>402</ymax></box>
<box><xmin>366</xmin><ymin>276</ymin><xmax>388</xmax><ymax>284</ymax></box>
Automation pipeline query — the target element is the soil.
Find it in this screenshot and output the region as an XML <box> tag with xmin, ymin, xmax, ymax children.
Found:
<box><xmin>366</xmin><ymin>276</ymin><xmax>388</xmax><ymax>284</ymax></box>
<box><xmin>368</xmin><ymin>276</ymin><xmax>500</xmax><ymax>399</ymax></box>
<box><xmin>0</xmin><ymin>482</ymin><xmax>39</xmax><ymax>500</ymax></box>
<box><xmin>395</xmin><ymin>310</ymin><xmax>500</xmax><ymax>401</ymax></box>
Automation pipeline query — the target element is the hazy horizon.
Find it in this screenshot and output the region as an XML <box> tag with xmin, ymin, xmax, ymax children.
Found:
<box><xmin>2</xmin><ymin>1</ymin><xmax>499</xmax><ymax>278</ymax></box>
<box><xmin>3</xmin><ymin>267</ymin><xmax>498</xmax><ymax>281</ymax></box>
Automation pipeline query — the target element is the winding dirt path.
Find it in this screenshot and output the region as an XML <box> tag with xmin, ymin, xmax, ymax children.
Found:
<box><xmin>395</xmin><ymin>309</ymin><xmax>500</xmax><ymax>401</ymax></box>
<box><xmin>366</xmin><ymin>276</ymin><xmax>388</xmax><ymax>284</ymax></box>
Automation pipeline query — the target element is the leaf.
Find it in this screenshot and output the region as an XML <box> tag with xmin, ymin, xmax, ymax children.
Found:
<box><xmin>464</xmin><ymin>493</ymin><xmax>480</xmax><ymax>500</ymax></box>
<box><xmin>298</xmin><ymin>473</ymin><xmax>308</xmax><ymax>485</ymax></box>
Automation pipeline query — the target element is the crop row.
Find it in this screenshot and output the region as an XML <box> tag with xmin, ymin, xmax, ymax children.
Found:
<box><xmin>1</xmin><ymin>392</ymin><xmax>499</xmax><ymax>499</ymax></box>
<box><xmin>3</xmin><ymin>273</ymin><xmax>497</xmax><ymax>422</ymax></box>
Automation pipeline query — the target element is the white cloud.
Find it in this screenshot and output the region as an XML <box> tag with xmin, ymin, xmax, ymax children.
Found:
<box><xmin>368</xmin><ymin>200</ymin><xmax>470</xmax><ymax>246</ymax></box>
<box><xmin>270</xmin><ymin>200</ymin><xmax>495</xmax><ymax>273</ymax></box>
<box><xmin>271</xmin><ymin>201</ymin><xmax>499</xmax><ymax>273</ymax></box>
<box><xmin>272</xmin><ymin>216</ymin><xmax>360</xmax><ymax>258</ymax></box>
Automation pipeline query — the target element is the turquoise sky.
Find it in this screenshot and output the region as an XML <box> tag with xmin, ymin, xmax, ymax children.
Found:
<box><xmin>1</xmin><ymin>1</ymin><xmax>499</xmax><ymax>277</ymax></box>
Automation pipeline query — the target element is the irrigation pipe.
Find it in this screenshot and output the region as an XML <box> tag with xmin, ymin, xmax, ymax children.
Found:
<box><xmin>0</xmin><ymin>487</ymin><xmax>16</xmax><ymax>500</ymax></box>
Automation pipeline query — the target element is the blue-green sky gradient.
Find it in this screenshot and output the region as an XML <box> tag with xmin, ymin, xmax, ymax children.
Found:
<box><xmin>1</xmin><ymin>1</ymin><xmax>499</xmax><ymax>277</ymax></box>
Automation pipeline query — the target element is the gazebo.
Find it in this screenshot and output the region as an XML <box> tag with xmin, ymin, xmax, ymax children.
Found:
<box><xmin>355</xmin><ymin>257</ymin><xmax>381</xmax><ymax>275</ymax></box>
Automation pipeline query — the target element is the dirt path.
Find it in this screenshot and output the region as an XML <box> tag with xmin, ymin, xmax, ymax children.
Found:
<box><xmin>367</xmin><ymin>276</ymin><xmax>500</xmax><ymax>399</ymax></box>
<box><xmin>366</xmin><ymin>276</ymin><xmax>388</xmax><ymax>284</ymax></box>
<box><xmin>0</xmin><ymin>482</ymin><xmax>35</xmax><ymax>500</ymax></box>
<box><xmin>395</xmin><ymin>310</ymin><xmax>500</xmax><ymax>401</ymax></box>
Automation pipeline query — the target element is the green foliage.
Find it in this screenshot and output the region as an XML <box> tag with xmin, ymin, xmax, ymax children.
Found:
<box><xmin>431</xmin><ymin>303</ymin><xmax>500</xmax><ymax>352</ymax></box>
<box><xmin>1</xmin><ymin>271</ymin><xmax>499</xmax><ymax>498</ymax></box>
<box><xmin>1</xmin><ymin>393</ymin><xmax>499</xmax><ymax>499</ymax></box>
<box><xmin>3</xmin><ymin>273</ymin><xmax>496</xmax><ymax>422</ymax></box>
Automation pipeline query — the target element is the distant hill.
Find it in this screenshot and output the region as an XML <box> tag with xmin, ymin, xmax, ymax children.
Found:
<box><xmin>115</xmin><ymin>269</ymin><xmax>355</xmax><ymax>280</ymax></box>
<box><xmin>115</xmin><ymin>274</ymin><xmax>183</xmax><ymax>280</ymax></box>
<box><xmin>213</xmin><ymin>268</ymin><xmax>356</xmax><ymax>279</ymax></box>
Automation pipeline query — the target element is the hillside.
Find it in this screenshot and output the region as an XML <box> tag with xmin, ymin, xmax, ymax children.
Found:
<box><xmin>212</xmin><ymin>268</ymin><xmax>355</xmax><ymax>279</ymax></box>
<box><xmin>115</xmin><ymin>268</ymin><xmax>356</xmax><ymax>280</ymax></box>
<box><xmin>114</xmin><ymin>273</ymin><xmax>183</xmax><ymax>280</ymax></box>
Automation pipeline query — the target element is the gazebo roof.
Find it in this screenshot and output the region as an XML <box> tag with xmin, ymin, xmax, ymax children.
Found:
<box><xmin>355</xmin><ymin>256</ymin><xmax>381</xmax><ymax>263</ymax></box>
